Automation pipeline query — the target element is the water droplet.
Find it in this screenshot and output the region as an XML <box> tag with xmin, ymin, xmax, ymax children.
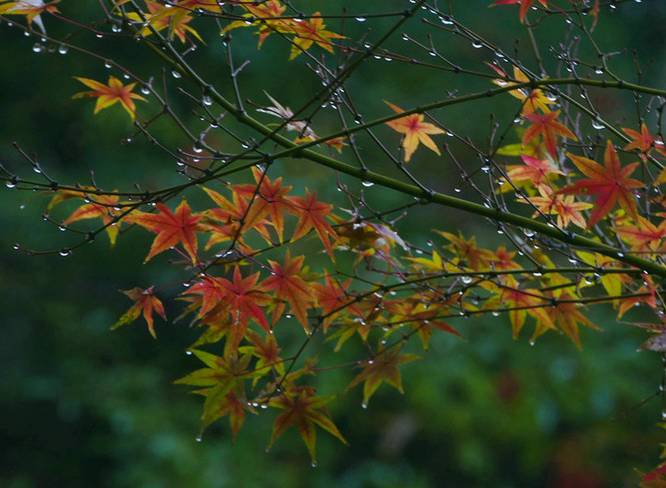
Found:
<box><xmin>440</xmin><ymin>15</ymin><xmax>453</xmax><ymax>25</ymax></box>
<box><xmin>461</xmin><ymin>275</ymin><xmax>473</xmax><ymax>284</ymax></box>
<box><xmin>355</xmin><ymin>16</ymin><xmax>367</xmax><ymax>22</ymax></box>
<box><xmin>361</xmin><ymin>180</ymin><xmax>374</xmax><ymax>188</ymax></box>
<box><xmin>311</xmin><ymin>461</ymin><xmax>318</xmax><ymax>468</ymax></box>
<box><xmin>591</xmin><ymin>119</ymin><xmax>605</xmax><ymax>130</ymax></box>
<box><xmin>104</xmin><ymin>60</ymin><xmax>112</xmax><ymax>69</ymax></box>
<box><xmin>172</xmin><ymin>70</ymin><xmax>182</xmax><ymax>79</ymax></box>
<box><xmin>57</xmin><ymin>44</ymin><xmax>68</xmax><ymax>55</ymax></box>
<box><xmin>111</xmin><ymin>23</ymin><xmax>122</xmax><ymax>33</ymax></box>
<box><xmin>195</xmin><ymin>435</ymin><xmax>202</xmax><ymax>442</ymax></box>
<box><xmin>472</xmin><ymin>40</ymin><xmax>483</xmax><ymax>49</ymax></box>
<box><xmin>202</xmin><ymin>95</ymin><xmax>213</xmax><ymax>106</ymax></box>
<box><xmin>5</xmin><ymin>177</ymin><xmax>18</xmax><ymax>189</ymax></box>
<box><xmin>59</xmin><ymin>248</ymin><xmax>71</xmax><ymax>257</ymax></box>
<box><xmin>529</xmin><ymin>340</ymin><xmax>535</xmax><ymax>346</ymax></box>
<box><xmin>141</xmin><ymin>86</ymin><xmax>150</xmax><ymax>95</ymax></box>
<box><xmin>32</xmin><ymin>42</ymin><xmax>44</xmax><ymax>53</ymax></box>
<box><xmin>361</xmin><ymin>402</ymin><xmax>368</xmax><ymax>409</ymax></box>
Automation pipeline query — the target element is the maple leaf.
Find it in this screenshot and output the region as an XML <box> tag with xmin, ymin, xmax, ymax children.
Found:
<box><xmin>437</xmin><ymin>231</ymin><xmax>495</xmax><ymax>270</ymax></box>
<box><xmin>616</xmin><ymin>217</ymin><xmax>666</xmax><ymax>254</ymax></box>
<box><xmin>128</xmin><ymin>201</ymin><xmax>202</xmax><ymax>264</ymax></box>
<box><xmin>62</xmin><ymin>193</ymin><xmax>122</xmax><ymax>245</ymax></box>
<box><xmin>0</xmin><ymin>0</ymin><xmax>59</xmax><ymax>34</ymax></box>
<box><xmin>489</xmin><ymin>64</ymin><xmax>554</xmax><ymax>115</ymax></box>
<box><xmin>485</xmin><ymin>277</ymin><xmax>554</xmax><ymax>339</ymax></box>
<box><xmin>407</xmin><ymin>249</ymin><xmax>448</xmax><ymax>272</ymax></box>
<box><xmin>234</xmin><ymin>167</ymin><xmax>298</xmax><ymax>242</ymax></box>
<box><xmin>201</xmin><ymin>186</ymin><xmax>271</xmax><ymax>248</ymax></box>
<box><xmin>202</xmin><ymin>389</ymin><xmax>255</xmax><ymax>440</ymax></box>
<box><xmin>384</xmin><ymin>101</ymin><xmax>445</xmax><ymax>162</ymax></box>
<box><xmin>287</xmin><ymin>12</ymin><xmax>346</xmax><ymax>60</ymax></box>
<box><xmin>490</xmin><ymin>245</ymin><xmax>522</xmax><ymax>271</ymax></box>
<box><xmin>506</xmin><ymin>155</ymin><xmax>563</xmax><ymax>187</ymax></box>
<box><xmin>347</xmin><ymin>347</ymin><xmax>419</xmax><ymax>408</ymax></box>
<box><xmin>126</xmin><ymin>1</ymin><xmax>203</xmax><ymax>44</ymax></box>
<box><xmin>617</xmin><ymin>276</ymin><xmax>657</xmax><ymax>319</ymax></box>
<box><xmin>386</xmin><ymin>299</ymin><xmax>461</xmax><ymax>350</ymax></box>
<box><xmin>622</xmin><ymin>123</ymin><xmax>666</xmax><ymax>161</ymax></box>
<box><xmin>240</xmin><ymin>329</ymin><xmax>285</xmax><ymax>380</ymax></box>
<box><xmin>520</xmin><ymin>184</ymin><xmax>592</xmax><ymax>229</ymax></box>
<box><xmin>576</xmin><ymin>251</ymin><xmax>631</xmax><ymax>302</ymax></box>
<box><xmin>111</xmin><ymin>286</ymin><xmax>166</xmax><ymax>338</ymax></box>
<box><xmin>290</xmin><ymin>190</ymin><xmax>337</xmax><ymax>258</ymax></box>
<box><xmin>548</xmin><ymin>294</ymin><xmax>599</xmax><ymax>349</ymax></box>
<box><xmin>313</xmin><ymin>273</ymin><xmax>359</xmax><ymax>331</ymax></box>
<box><xmin>560</xmin><ymin>141</ymin><xmax>643</xmax><ymax>227</ymax></box>
<box><xmin>175</xmin><ymin>350</ymin><xmax>256</xmax><ymax>434</ymax></box>
<box><xmin>184</xmin><ymin>276</ymin><xmax>227</xmax><ymax>318</ymax></box>
<box><xmin>73</xmin><ymin>76</ymin><xmax>146</xmax><ymax>121</ymax></box>
<box><xmin>523</xmin><ymin>110</ymin><xmax>577</xmax><ymax>159</ymax></box>
<box><xmin>216</xmin><ymin>267</ymin><xmax>271</xmax><ymax>336</ymax></box>
<box><xmin>262</xmin><ymin>253</ymin><xmax>313</xmax><ymax>331</ymax></box>
<box><xmin>493</xmin><ymin>0</ymin><xmax>548</xmax><ymax>23</ymax></box>
<box><xmin>268</xmin><ymin>387</ymin><xmax>347</xmax><ymax>464</ymax></box>
<box><xmin>222</xmin><ymin>0</ymin><xmax>290</xmax><ymax>47</ymax></box>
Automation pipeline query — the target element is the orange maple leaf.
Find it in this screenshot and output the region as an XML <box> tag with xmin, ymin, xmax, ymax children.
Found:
<box><xmin>488</xmin><ymin>64</ymin><xmax>554</xmax><ymax>115</ymax></box>
<box><xmin>218</xmin><ymin>267</ymin><xmax>271</xmax><ymax>333</ymax></box>
<box><xmin>73</xmin><ymin>76</ymin><xmax>146</xmax><ymax>121</ymax></box>
<box><xmin>622</xmin><ymin>123</ymin><xmax>666</xmax><ymax>161</ymax></box>
<box><xmin>62</xmin><ymin>193</ymin><xmax>122</xmax><ymax>245</ymax></box>
<box><xmin>126</xmin><ymin>0</ymin><xmax>203</xmax><ymax>43</ymax></box>
<box><xmin>234</xmin><ymin>168</ymin><xmax>298</xmax><ymax>242</ymax></box>
<box><xmin>290</xmin><ymin>190</ymin><xmax>337</xmax><ymax>258</ymax></box>
<box><xmin>506</xmin><ymin>154</ymin><xmax>563</xmax><ymax>187</ymax></box>
<box><xmin>112</xmin><ymin>286</ymin><xmax>166</xmax><ymax>338</ymax></box>
<box><xmin>520</xmin><ymin>184</ymin><xmax>592</xmax><ymax>229</ymax></box>
<box><xmin>560</xmin><ymin>141</ymin><xmax>643</xmax><ymax>227</ymax></box>
<box><xmin>616</xmin><ymin>216</ymin><xmax>666</xmax><ymax>254</ymax></box>
<box><xmin>288</xmin><ymin>12</ymin><xmax>346</xmax><ymax>60</ymax></box>
<box><xmin>263</xmin><ymin>253</ymin><xmax>313</xmax><ymax>331</ymax></box>
<box><xmin>385</xmin><ymin>101</ymin><xmax>445</xmax><ymax>162</ymax></box>
<box><xmin>128</xmin><ymin>201</ymin><xmax>202</xmax><ymax>264</ymax></box>
<box><xmin>523</xmin><ymin>110</ymin><xmax>577</xmax><ymax>159</ymax></box>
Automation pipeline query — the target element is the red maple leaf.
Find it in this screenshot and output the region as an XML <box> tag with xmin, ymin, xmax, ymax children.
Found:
<box><xmin>290</xmin><ymin>191</ymin><xmax>337</xmax><ymax>258</ymax></box>
<box><xmin>234</xmin><ymin>167</ymin><xmax>299</xmax><ymax>241</ymax></box>
<box><xmin>523</xmin><ymin>110</ymin><xmax>577</xmax><ymax>159</ymax></box>
<box><xmin>129</xmin><ymin>200</ymin><xmax>202</xmax><ymax>264</ymax></box>
<box><xmin>112</xmin><ymin>286</ymin><xmax>166</xmax><ymax>338</ymax></box>
<box><xmin>560</xmin><ymin>140</ymin><xmax>643</xmax><ymax>227</ymax></box>
<box><xmin>262</xmin><ymin>253</ymin><xmax>313</xmax><ymax>331</ymax></box>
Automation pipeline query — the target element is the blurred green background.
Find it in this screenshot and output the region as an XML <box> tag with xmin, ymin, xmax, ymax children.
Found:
<box><xmin>2</xmin><ymin>1</ymin><xmax>666</xmax><ymax>486</ymax></box>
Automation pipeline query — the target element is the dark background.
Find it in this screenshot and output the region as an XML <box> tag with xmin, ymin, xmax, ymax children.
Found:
<box><xmin>2</xmin><ymin>1</ymin><xmax>666</xmax><ymax>486</ymax></box>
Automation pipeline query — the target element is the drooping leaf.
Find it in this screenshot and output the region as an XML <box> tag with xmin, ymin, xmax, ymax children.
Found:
<box><xmin>112</xmin><ymin>286</ymin><xmax>166</xmax><ymax>338</ymax></box>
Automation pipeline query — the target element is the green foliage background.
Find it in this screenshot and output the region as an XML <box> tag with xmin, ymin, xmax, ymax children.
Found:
<box><xmin>1</xmin><ymin>1</ymin><xmax>666</xmax><ymax>486</ymax></box>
